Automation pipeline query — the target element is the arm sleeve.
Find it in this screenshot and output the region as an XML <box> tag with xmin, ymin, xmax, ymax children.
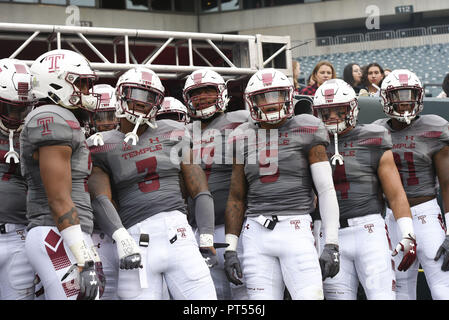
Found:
<box><xmin>193</xmin><ymin>191</ymin><xmax>215</xmax><ymax>237</ymax></box>
<box><xmin>310</xmin><ymin>161</ymin><xmax>339</xmax><ymax>245</ymax></box>
<box><xmin>91</xmin><ymin>194</ymin><xmax>124</xmax><ymax>238</ymax></box>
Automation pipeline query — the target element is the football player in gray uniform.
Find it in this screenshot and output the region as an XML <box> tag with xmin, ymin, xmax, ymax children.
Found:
<box><xmin>87</xmin><ymin>83</ymin><xmax>142</xmax><ymax>300</ymax></box>
<box><xmin>156</xmin><ymin>96</ymin><xmax>190</xmax><ymax>124</ymax></box>
<box><xmin>313</xmin><ymin>78</ymin><xmax>417</xmax><ymax>300</ymax></box>
<box><xmin>374</xmin><ymin>69</ymin><xmax>449</xmax><ymax>300</ymax></box>
<box><xmin>0</xmin><ymin>58</ymin><xmax>36</xmax><ymax>300</ymax></box>
<box><xmin>88</xmin><ymin>66</ymin><xmax>217</xmax><ymax>300</ymax></box>
<box><xmin>21</xmin><ymin>49</ymin><xmax>102</xmax><ymax>300</ymax></box>
<box><xmin>183</xmin><ymin>69</ymin><xmax>249</xmax><ymax>300</ymax></box>
<box><xmin>224</xmin><ymin>68</ymin><xmax>340</xmax><ymax>300</ymax></box>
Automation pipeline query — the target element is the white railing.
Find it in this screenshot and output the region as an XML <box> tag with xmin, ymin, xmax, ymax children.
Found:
<box><xmin>0</xmin><ymin>22</ymin><xmax>292</xmax><ymax>79</ymax></box>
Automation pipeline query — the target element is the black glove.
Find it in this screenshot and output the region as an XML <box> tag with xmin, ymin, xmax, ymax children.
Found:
<box><xmin>120</xmin><ymin>253</ymin><xmax>142</xmax><ymax>270</ymax></box>
<box><xmin>319</xmin><ymin>244</ymin><xmax>340</xmax><ymax>281</ymax></box>
<box><xmin>77</xmin><ymin>260</ymin><xmax>100</xmax><ymax>300</ymax></box>
<box><xmin>434</xmin><ymin>235</ymin><xmax>449</xmax><ymax>271</ymax></box>
<box><xmin>224</xmin><ymin>251</ymin><xmax>243</xmax><ymax>285</ymax></box>
<box><xmin>200</xmin><ymin>248</ymin><xmax>218</xmax><ymax>268</ymax></box>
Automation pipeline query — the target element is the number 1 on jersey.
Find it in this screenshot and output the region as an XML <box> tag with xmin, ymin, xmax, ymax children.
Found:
<box><xmin>333</xmin><ymin>163</ymin><xmax>350</xmax><ymax>199</ymax></box>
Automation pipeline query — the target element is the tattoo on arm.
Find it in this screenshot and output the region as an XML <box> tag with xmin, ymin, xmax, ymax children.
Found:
<box><xmin>57</xmin><ymin>207</ymin><xmax>80</xmax><ymax>228</ymax></box>
<box><xmin>309</xmin><ymin>144</ymin><xmax>329</xmax><ymax>164</ymax></box>
<box><xmin>182</xmin><ymin>163</ymin><xmax>208</xmax><ymax>198</ymax></box>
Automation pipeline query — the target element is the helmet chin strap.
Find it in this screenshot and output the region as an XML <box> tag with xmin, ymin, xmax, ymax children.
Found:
<box><xmin>330</xmin><ymin>131</ymin><xmax>344</xmax><ymax>166</ymax></box>
<box><xmin>124</xmin><ymin>114</ymin><xmax>144</xmax><ymax>146</ymax></box>
<box><xmin>5</xmin><ymin>129</ymin><xmax>19</xmax><ymax>164</ymax></box>
<box><xmin>91</xmin><ymin>132</ymin><xmax>105</xmax><ymax>146</ymax></box>
<box><xmin>403</xmin><ymin>111</ymin><xmax>412</xmax><ymax>124</ymax></box>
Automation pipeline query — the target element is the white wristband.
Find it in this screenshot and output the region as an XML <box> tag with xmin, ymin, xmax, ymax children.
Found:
<box><xmin>396</xmin><ymin>217</ymin><xmax>414</xmax><ymax>237</ymax></box>
<box><xmin>112</xmin><ymin>227</ymin><xmax>140</xmax><ymax>259</ymax></box>
<box><xmin>200</xmin><ymin>233</ymin><xmax>214</xmax><ymax>247</ymax></box>
<box><xmin>225</xmin><ymin>233</ymin><xmax>239</xmax><ymax>252</ymax></box>
<box><xmin>445</xmin><ymin>212</ymin><xmax>449</xmax><ymax>235</ymax></box>
<box><xmin>60</xmin><ymin>224</ymin><xmax>92</xmax><ymax>267</ymax></box>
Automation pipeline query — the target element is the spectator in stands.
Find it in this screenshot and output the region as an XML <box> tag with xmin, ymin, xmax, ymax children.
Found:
<box><xmin>384</xmin><ymin>68</ymin><xmax>392</xmax><ymax>77</ymax></box>
<box><xmin>437</xmin><ymin>73</ymin><xmax>449</xmax><ymax>98</ymax></box>
<box><xmin>343</xmin><ymin>63</ymin><xmax>363</xmax><ymax>94</ymax></box>
<box><xmin>292</xmin><ymin>60</ymin><xmax>301</xmax><ymax>93</ymax></box>
<box><xmin>307</xmin><ymin>74</ymin><xmax>315</xmax><ymax>87</ymax></box>
<box><xmin>361</xmin><ymin>62</ymin><xmax>385</xmax><ymax>96</ymax></box>
<box><xmin>299</xmin><ymin>60</ymin><xmax>336</xmax><ymax>96</ymax></box>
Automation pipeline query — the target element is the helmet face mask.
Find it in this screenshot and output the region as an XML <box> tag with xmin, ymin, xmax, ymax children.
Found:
<box><xmin>380</xmin><ymin>69</ymin><xmax>423</xmax><ymax>124</ymax></box>
<box><xmin>244</xmin><ymin>69</ymin><xmax>294</xmax><ymax>124</ymax></box>
<box><xmin>247</xmin><ymin>88</ymin><xmax>292</xmax><ymax>124</ymax></box>
<box><xmin>313</xmin><ymin>79</ymin><xmax>358</xmax><ymax>135</ymax></box>
<box><xmin>115</xmin><ymin>67</ymin><xmax>164</xmax><ymax>126</ymax></box>
<box><xmin>0</xmin><ymin>99</ymin><xmax>34</xmax><ymax>130</ymax></box>
<box><xmin>183</xmin><ymin>69</ymin><xmax>228</xmax><ymax>119</ymax></box>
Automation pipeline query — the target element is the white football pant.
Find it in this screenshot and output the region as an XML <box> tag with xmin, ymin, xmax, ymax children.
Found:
<box><xmin>319</xmin><ymin>214</ymin><xmax>396</xmax><ymax>300</ymax></box>
<box><xmin>386</xmin><ymin>199</ymin><xmax>449</xmax><ymax>300</ymax></box>
<box><xmin>25</xmin><ymin>226</ymin><xmax>98</xmax><ymax>300</ymax></box>
<box><xmin>117</xmin><ymin>210</ymin><xmax>217</xmax><ymax>300</ymax></box>
<box><xmin>241</xmin><ymin>214</ymin><xmax>323</xmax><ymax>300</ymax></box>
<box><xmin>0</xmin><ymin>223</ymin><xmax>35</xmax><ymax>300</ymax></box>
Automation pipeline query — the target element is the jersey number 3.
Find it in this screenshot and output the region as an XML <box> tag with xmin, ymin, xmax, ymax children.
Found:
<box><xmin>136</xmin><ymin>157</ymin><xmax>160</xmax><ymax>192</ymax></box>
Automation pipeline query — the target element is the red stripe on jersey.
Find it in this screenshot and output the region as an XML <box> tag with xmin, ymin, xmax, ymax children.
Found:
<box><xmin>14</xmin><ymin>64</ymin><xmax>27</xmax><ymax>74</ymax></box>
<box><xmin>44</xmin><ymin>229</ymin><xmax>72</xmax><ymax>271</ymax></box>
<box><xmin>292</xmin><ymin>126</ymin><xmax>318</xmax><ymax>134</ymax></box>
<box><xmin>160</xmin><ymin>129</ymin><xmax>186</xmax><ymax>139</ymax></box>
<box><xmin>89</xmin><ymin>143</ymin><xmax>117</xmax><ymax>153</ymax></box>
<box><xmin>220</xmin><ymin>122</ymin><xmax>244</xmax><ymax>130</ymax></box>
<box><xmin>358</xmin><ymin>137</ymin><xmax>382</xmax><ymax>145</ymax></box>
<box><xmin>420</xmin><ymin>131</ymin><xmax>442</xmax><ymax>138</ymax></box>
<box><xmin>65</xmin><ymin>120</ymin><xmax>80</xmax><ymax>130</ymax></box>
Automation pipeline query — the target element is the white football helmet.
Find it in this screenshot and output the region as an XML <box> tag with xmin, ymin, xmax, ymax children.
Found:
<box><xmin>313</xmin><ymin>79</ymin><xmax>359</xmax><ymax>135</ymax></box>
<box><xmin>244</xmin><ymin>68</ymin><xmax>293</xmax><ymax>124</ymax></box>
<box><xmin>182</xmin><ymin>68</ymin><xmax>228</xmax><ymax>119</ymax></box>
<box><xmin>30</xmin><ymin>49</ymin><xmax>99</xmax><ymax>111</ymax></box>
<box><xmin>115</xmin><ymin>66</ymin><xmax>164</xmax><ymax>128</ymax></box>
<box><xmin>380</xmin><ymin>69</ymin><xmax>423</xmax><ymax>124</ymax></box>
<box><xmin>92</xmin><ymin>84</ymin><xmax>118</xmax><ymax>132</ymax></box>
<box><xmin>156</xmin><ymin>97</ymin><xmax>190</xmax><ymax>124</ymax></box>
<box><xmin>0</xmin><ymin>58</ymin><xmax>36</xmax><ymax>135</ymax></box>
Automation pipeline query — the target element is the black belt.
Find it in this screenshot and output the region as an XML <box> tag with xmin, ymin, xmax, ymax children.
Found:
<box><xmin>339</xmin><ymin>218</ymin><xmax>349</xmax><ymax>229</ymax></box>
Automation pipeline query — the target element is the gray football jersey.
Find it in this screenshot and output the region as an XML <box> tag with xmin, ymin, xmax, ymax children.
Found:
<box><xmin>187</xmin><ymin>110</ymin><xmax>249</xmax><ymax>226</ymax></box>
<box><xmin>230</xmin><ymin>114</ymin><xmax>329</xmax><ymax>217</ymax></box>
<box><xmin>0</xmin><ymin>131</ymin><xmax>27</xmax><ymax>224</ymax></box>
<box><xmin>374</xmin><ymin>115</ymin><xmax>449</xmax><ymax>198</ymax></box>
<box><xmin>89</xmin><ymin>120</ymin><xmax>189</xmax><ymax>229</ymax></box>
<box><xmin>327</xmin><ymin>124</ymin><xmax>392</xmax><ymax>220</ymax></box>
<box><xmin>20</xmin><ymin>105</ymin><xmax>94</xmax><ymax>233</ymax></box>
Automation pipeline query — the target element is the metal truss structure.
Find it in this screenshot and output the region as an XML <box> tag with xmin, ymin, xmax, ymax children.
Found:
<box><xmin>0</xmin><ymin>22</ymin><xmax>292</xmax><ymax>81</ymax></box>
